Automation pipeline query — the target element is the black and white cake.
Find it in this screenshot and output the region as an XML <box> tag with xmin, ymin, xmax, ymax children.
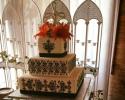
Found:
<box><xmin>18</xmin><ymin>0</ymin><xmax>84</xmax><ymax>96</ymax></box>
<box><xmin>18</xmin><ymin>21</ymin><xmax>84</xmax><ymax>95</ymax></box>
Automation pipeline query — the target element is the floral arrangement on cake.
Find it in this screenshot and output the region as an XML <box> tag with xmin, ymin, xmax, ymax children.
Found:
<box><xmin>34</xmin><ymin>19</ymin><xmax>72</xmax><ymax>41</ymax></box>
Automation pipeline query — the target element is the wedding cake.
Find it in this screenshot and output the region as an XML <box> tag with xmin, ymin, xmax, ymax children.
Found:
<box><xmin>18</xmin><ymin>0</ymin><xmax>84</xmax><ymax>96</ymax></box>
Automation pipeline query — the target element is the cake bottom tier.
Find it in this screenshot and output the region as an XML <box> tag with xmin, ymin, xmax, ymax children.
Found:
<box><xmin>18</xmin><ymin>68</ymin><xmax>84</xmax><ymax>95</ymax></box>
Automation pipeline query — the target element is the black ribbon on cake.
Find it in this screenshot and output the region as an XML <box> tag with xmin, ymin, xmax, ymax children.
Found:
<box><xmin>39</xmin><ymin>52</ymin><xmax>67</xmax><ymax>58</ymax></box>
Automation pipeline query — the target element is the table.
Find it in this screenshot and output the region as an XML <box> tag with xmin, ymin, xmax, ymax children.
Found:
<box><xmin>0</xmin><ymin>88</ymin><xmax>14</xmax><ymax>99</ymax></box>
<box><xmin>7</xmin><ymin>78</ymin><xmax>91</xmax><ymax>100</ymax></box>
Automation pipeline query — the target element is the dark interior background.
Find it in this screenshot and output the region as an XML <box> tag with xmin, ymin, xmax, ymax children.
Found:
<box><xmin>112</xmin><ymin>0</ymin><xmax>125</xmax><ymax>73</ymax></box>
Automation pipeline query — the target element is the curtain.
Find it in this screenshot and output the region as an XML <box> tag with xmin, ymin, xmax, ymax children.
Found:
<box><xmin>0</xmin><ymin>0</ymin><xmax>7</xmax><ymax>54</ymax></box>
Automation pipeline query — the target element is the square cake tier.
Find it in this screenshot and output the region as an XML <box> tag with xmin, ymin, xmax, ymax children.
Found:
<box><xmin>38</xmin><ymin>37</ymin><xmax>68</xmax><ymax>57</ymax></box>
<box><xmin>19</xmin><ymin>68</ymin><xmax>84</xmax><ymax>94</ymax></box>
<box><xmin>28</xmin><ymin>54</ymin><xmax>76</xmax><ymax>76</ymax></box>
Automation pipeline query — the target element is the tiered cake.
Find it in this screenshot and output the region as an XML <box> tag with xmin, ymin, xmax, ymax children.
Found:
<box><xmin>18</xmin><ymin>21</ymin><xmax>84</xmax><ymax>95</ymax></box>
<box><xmin>18</xmin><ymin>0</ymin><xmax>84</xmax><ymax>96</ymax></box>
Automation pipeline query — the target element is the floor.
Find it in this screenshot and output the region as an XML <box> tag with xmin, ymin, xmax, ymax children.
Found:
<box><xmin>108</xmin><ymin>66</ymin><xmax>125</xmax><ymax>100</ymax></box>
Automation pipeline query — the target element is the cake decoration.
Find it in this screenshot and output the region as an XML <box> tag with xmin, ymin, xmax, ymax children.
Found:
<box><xmin>28</xmin><ymin>54</ymin><xmax>76</xmax><ymax>76</ymax></box>
<box><xmin>19</xmin><ymin>68</ymin><xmax>84</xmax><ymax>94</ymax></box>
<box><xmin>43</xmin><ymin>40</ymin><xmax>55</xmax><ymax>53</ymax></box>
<box><xmin>34</xmin><ymin>19</ymin><xmax>72</xmax><ymax>41</ymax></box>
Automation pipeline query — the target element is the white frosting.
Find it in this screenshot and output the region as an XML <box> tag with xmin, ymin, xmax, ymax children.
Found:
<box><xmin>19</xmin><ymin>68</ymin><xmax>84</xmax><ymax>94</ymax></box>
<box><xmin>38</xmin><ymin>37</ymin><xmax>67</xmax><ymax>54</ymax></box>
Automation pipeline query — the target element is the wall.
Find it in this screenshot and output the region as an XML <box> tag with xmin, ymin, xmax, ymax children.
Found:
<box><xmin>113</xmin><ymin>0</ymin><xmax>125</xmax><ymax>72</ymax></box>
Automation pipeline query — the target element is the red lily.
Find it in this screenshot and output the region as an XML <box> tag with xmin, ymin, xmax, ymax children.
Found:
<box><xmin>34</xmin><ymin>22</ymin><xmax>72</xmax><ymax>41</ymax></box>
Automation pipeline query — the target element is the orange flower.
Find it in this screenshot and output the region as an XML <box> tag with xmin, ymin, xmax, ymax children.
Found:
<box><xmin>34</xmin><ymin>22</ymin><xmax>50</xmax><ymax>38</ymax></box>
<box><xmin>52</xmin><ymin>23</ymin><xmax>72</xmax><ymax>41</ymax></box>
<box><xmin>35</xmin><ymin>22</ymin><xmax>72</xmax><ymax>41</ymax></box>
